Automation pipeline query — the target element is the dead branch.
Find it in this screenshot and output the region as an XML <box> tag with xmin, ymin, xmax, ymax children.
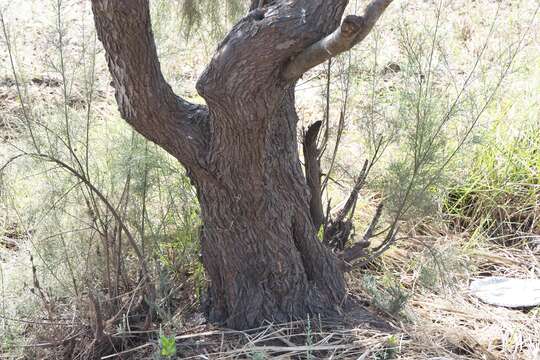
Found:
<box><xmin>323</xmin><ymin>160</ymin><xmax>369</xmax><ymax>251</ymax></box>
<box><xmin>249</xmin><ymin>0</ymin><xmax>268</xmax><ymax>11</ymax></box>
<box><xmin>335</xmin><ymin>160</ymin><xmax>369</xmax><ymax>223</ymax></box>
<box><xmin>340</xmin><ymin>203</ymin><xmax>384</xmax><ymax>263</ymax></box>
<box><xmin>303</xmin><ymin>121</ymin><xmax>325</xmax><ymax>230</ymax></box>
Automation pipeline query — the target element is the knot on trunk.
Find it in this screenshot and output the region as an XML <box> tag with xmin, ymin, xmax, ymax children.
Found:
<box><xmin>342</xmin><ymin>15</ymin><xmax>365</xmax><ymax>37</ymax></box>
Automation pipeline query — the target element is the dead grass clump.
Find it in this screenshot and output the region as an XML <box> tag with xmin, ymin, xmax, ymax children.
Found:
<box><xmin>109</xmin><ymin>319</ymin><xmax>401</xmax><ymax>360</ymax></box>
<box><xmin>368</xmin><ymin>224</ymin><xmax>540</xmax><ymax>360</ymax></box>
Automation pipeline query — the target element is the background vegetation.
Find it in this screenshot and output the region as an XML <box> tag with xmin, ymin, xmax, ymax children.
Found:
<box><xmin>0</xmin><ymin>0</ymin><xmax>538</xmax><ymax>358</ymax></box>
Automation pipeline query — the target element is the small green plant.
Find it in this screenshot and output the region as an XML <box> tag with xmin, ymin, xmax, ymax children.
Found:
<box><xmin>159</xmin><ymin>333</ymin><xmax>177</xmax><ymax>358</ymax></box>
<box><xmin>374</xmin><ymin>335</ymin><xmax>399</xmax><ymax>360</ymax></box>
<box><xmin>249</xmin><ymin>352</ymin><xmax>267</xmax><ymax>360</ymax></box>
<box><xmin>317</xmin><ymin>225</ymin><xmax>324</xmax><ymax>241</ymax></box>
<box><xmin>414</xmin><ymin>246</ymin><xmax>469</xmax><ymax>291</ymax></box>
<box><xmin>362</xmin><ymin>274</ymin><xmax>410</xmax><ymax>317</ymax></box>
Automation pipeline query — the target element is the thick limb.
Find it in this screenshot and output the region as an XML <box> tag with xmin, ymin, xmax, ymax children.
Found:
<box><xmin>283</xmin><ymin>0</ymin><xmax>394</xmax><ymax>81</ymax></box>
<box><xmin>91</xmin><ymin>0</ymin><xmax>209</xmax><ymax>169</ymax></box>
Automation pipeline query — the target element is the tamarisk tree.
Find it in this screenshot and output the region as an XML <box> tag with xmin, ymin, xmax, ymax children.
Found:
<box><xmin>91</xmin><ymin>0</ymin><xmax>394</xmax><ymax>330</ymax></box>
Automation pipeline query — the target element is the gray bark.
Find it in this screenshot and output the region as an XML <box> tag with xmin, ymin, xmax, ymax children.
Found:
<box><xmin>91</xmin><ymin>0</ymin><xmax>393</xmax><ymax>330</ymax></box>
<box><xmin>284</xmin><ymin>0</ymin><xmax>394</xmax><ymax>80</ymax></box>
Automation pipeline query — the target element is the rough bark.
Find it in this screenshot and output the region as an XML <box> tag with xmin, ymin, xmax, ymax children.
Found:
<box><xmin>303</xmin><ymin>121</ymin><xmax>325</xmax><ymax>231</ymax></box>
<box><xmin>195</xmin><ymin>88</ymin><xmax>346</xmax><ymax>328</ymax></box>
<box><xmin>284</xmin><ymin>0</ymin><xmax>394</xmax><ymax>80</ymax></box>
<box><xmin>193</xmin><ymin>1</ymin><xmax>351</xmax><ymax>327</ymax></box>
<box><xmin>91</xmin><ymin>0</ymin><xmax>209</xmax><ymax>170</ymax></box>
<box><xmin>91</xmin><ymin>0</ymin><xmax>393</xmax><ymax>330</ymax></box>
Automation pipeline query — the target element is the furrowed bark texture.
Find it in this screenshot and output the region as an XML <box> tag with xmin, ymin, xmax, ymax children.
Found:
<box><xmin>195</xmin><ymin>87</ymin><xmax>346</xmax><ymax>327</ymax></box>
<box><xmin>194</xmin><ymin>0</ymin><xmax>349</xmax><ymax>328</ymax></box>
<box><xmin>284</xmin><ymin>0</ymin><xmax>394</xmax><ymax>80</ymax></box>
<box><xmin>91</xmin><ymin>0</ymin><xmax>209</xmax><ymax>169</ymax></box>
<box><xmin>92</xmin><ymin>0</ymin><xmax>392</xmax><ymax>330</ymax></box>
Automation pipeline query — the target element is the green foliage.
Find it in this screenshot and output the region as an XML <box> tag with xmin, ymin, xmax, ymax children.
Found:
<box><xmin>411</xmin><ymin>246</ymin><xmax>469</xmax><ymax>291</ymax></box>
<box><xmin>343</xmin><ymin>2</ymin><xmax>532</xmax><ymax>228</ymax></box>
<box><xmin>444</xmin><ymin>120</ymin><xmax>539</xmax><ymax>238</ymax></box>
<box><xmin>316</xmin><ymin>224</ymin><xmax>324</xmax><ymax>241</ymax></box>
<box><xmin>362</xmin><ymin>273</ymin><xmax>410</xmax><ymax>317</ymax></box>
<box><xmin>374</xmin><ymin>335</ymin><xmax>399</xmax><ymax>360</ymax></box>
<box><xmin>159</xmin><ymin>334</ymin><xmax>177</xmax><ymax>358</ymax></box>
<box><xmin>153</xmin><ymin>0</ymin><xmax>248</xmax><ymax>41</ymax></box>
<box><xmin>249</xmin><ymin>352</ymin><xmax>267</xmax><ymax>360</ymax></box>
<box><xmin>0</xmin><ymin>2</ymin><xmax>202</xmax><ymax>356</ymax></box>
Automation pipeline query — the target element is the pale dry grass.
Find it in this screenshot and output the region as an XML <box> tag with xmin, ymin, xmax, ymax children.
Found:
<box><xmin>101</xmin><ymin>228</ymin><xmax>538</xmax><ymax>359</ymax></box>
<box><xmin>356</xmin><ymin>225</ymin><xmax>540</xmax><ymax>360</ymax></box>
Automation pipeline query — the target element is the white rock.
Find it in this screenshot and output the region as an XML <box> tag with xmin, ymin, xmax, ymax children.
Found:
<box><xmin>470</xmin><ymin>277</ymin><xmax>540</xmax><ymax>308</ymax></box>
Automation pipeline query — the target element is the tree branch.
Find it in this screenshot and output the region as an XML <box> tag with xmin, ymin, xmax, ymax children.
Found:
<box><xmin>303</xmin><ymin>121</ymin><xmax>325</xmax><ymax>230</ymax></box>
<box><xmin>91</xmin><ymin>0</ymin><xmax>208</xmax><ymax>169</ymax></box>
<box><xmin>340</xmin><ymin>203</ymin><xmax>383</xmax><ymax>263</ymax></box>
<box><xmin>323</xmin><ymin>161</ymin><xmax>368</xmax><ymax>251</ymax></box>
<box><xmin>334</xmin><ymin>160</ymin><xmax>369</xmax><ymax>224</ymax></box>
<box><xmin>283</xmin><ymin>0</ymin><xmax>394</xmax><ymax>81</ymax></box>
<box><xmin>249</xmin><ymin>0</ymin><xmax>268</xmax><ymax>11</ymax></box>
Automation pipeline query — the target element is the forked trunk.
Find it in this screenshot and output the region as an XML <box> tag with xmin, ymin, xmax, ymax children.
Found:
<box><xmin>91</xmin><ymin>0</ymin><xmax>393</xmax><ymax>331</ymax></box>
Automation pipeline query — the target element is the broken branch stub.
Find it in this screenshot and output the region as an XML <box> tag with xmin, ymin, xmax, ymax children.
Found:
<box><xmin>303</xmin><ymin>121</ymin><xmax>325</xmax><ymax>231</ymax></box>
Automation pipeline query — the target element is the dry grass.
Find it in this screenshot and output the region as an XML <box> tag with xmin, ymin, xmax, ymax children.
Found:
<box><xmin>100</xmin><ymin>322</ymin><xmax>395</xmax><ymax>359</ymax></box>
<box><xmin>85</xmin><ymin>228</ymin><xmax>537</xmax><ymax>360</ymax></box>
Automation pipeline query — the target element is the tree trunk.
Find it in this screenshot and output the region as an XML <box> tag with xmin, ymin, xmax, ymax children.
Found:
<box><xmin>194</xmin><ymin>88</ymin><xmax>346</xmax><ymax>329</ymax></box>
<box><xmin>91</xmin><ymin>0</ymin><xmax>393</xmax><ymax>330</ymax></box>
